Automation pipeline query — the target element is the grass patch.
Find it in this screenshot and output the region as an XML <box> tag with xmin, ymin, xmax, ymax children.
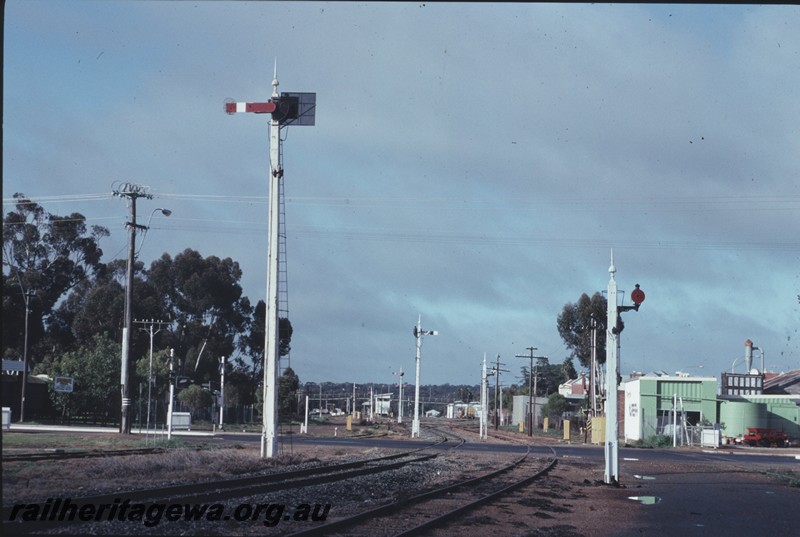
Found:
<box><xmin>1</xmin><ymin>431</ymin><xmax>221</xmax><ymax>453</ymax></box>
<box><xmin>762</xmin><ymin>468</ymin><xmax>800</xmax><ymax>487</ymax></box>
<box><xmin>626</xmin><ymin>434</ymin><xmax>676</xmax><ymax>449</ymax></box>
<box><xmin>2</xmin><ymin>432</ymin><xmax>148</xmax><ymax>450</ymax></box>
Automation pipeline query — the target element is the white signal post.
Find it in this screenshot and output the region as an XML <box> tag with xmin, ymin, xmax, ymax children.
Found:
<box><xmin>604</xmin><ymin>251</ymin><xmax>644</xmax><ymax>485</ymax></box>
<box><xmin>226</xmin><ymin>64</ymin><xmax>316</xmax><ymax>458</ymax></box>
<box><xmin>604</xmin><ymin>253</ymin><xmax>619</xmax><ymax>484</ymax></box>
<box><xmin>412</xmin><ymin>316</ymin><xmax>437</xmax><ymax>438</ymax></box>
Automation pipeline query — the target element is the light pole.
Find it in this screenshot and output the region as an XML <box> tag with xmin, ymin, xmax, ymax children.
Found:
<box><xmin>412</xmin><ymin>315</ymin><xmax>437</xmax><ymax>438</ymax></box>
<box><xmin>137</xmin><ymin>208</ymin><xmax>172</xmax><ymax>255</ymax></box>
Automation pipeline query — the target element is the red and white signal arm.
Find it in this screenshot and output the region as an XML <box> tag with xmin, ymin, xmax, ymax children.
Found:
<box><xmin>54</xmin><ymin>376</ymin><xmax>74</xmax><ymax>393</ymax></box>
<box><xmin>631</xmin><ymin>285</ymin><xmax>645</xmax><ymax>305</ymax></box>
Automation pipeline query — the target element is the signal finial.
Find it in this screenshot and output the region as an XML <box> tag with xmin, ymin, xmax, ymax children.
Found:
<box><xmin>272</xmin><ymin>57</ymin><xmax>279</xmax><ymax>98</ymax></box>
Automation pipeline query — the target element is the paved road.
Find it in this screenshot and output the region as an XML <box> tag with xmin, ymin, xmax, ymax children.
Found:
<box><xmin>612</xmin><ymin>454</ymin><xmax>800</xmax><ymax>536</ymax></box>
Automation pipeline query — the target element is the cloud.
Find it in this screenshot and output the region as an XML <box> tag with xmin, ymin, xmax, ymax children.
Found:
<box><xmin>4</xmin><ymin>2</ymin><xmax>798</xmax><ymax>385</ymax></box>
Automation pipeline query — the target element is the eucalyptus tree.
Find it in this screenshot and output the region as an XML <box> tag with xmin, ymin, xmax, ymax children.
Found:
<box><xmin>146</xmin><ymin>248</ymin><xmax>251</xmax><ymax>383</ymax></box>
<box><xmin>237</xmin><ymin>299</ymin><xmax>293</xmax><ymax>383</ymax></box>
<box><xmin>556</xmin><ymin>292</ymin><xmax>608</xmax><ymax>368</ymax></box>
<box><xmin>2</xmin><ymin>193</ymin><xmax>108</xmax><ymax>362</ymax></box>
<box><xmin>48</xmin><ymin>332</ymin><xmax>120</xmax><ymax>421</ymax></box>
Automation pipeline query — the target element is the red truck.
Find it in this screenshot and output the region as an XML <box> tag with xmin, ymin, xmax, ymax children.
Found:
<box><xmin>744</xmin><ymin>428</ymin><xmax>789</xmax><ymax>447</ymax></box>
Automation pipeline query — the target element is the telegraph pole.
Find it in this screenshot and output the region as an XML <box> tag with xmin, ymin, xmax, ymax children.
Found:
<box><xmin>590</xmin><ymin>314</ymin><xmax>600</xmax><ymax>416</ymax></box>
<box><xmin>167</xmin><ymin>348</ymin><xmax>175</xmax><ymax>440</ymax></box>
<box><xmin>113</xmin><ymin>182</ymin><xmax>153</xmax><ymax>434</ymax></box>
<box><xmin>219</xmin><ymin>355</ymin><xmax>226</xmax><ymax>430</ymax></box>
<box><xmin>492</xmin><ymin>354</ymin><xmax>509</xmax><ymax>430</ymax></box>
<box><xmin>18</xmin><ymin>287</ymin><xmax>34</xmax><ymax>423</ymax></box>
<box><xmin>226</xmin><ymin>64</ymin><xmax>316</xmax><ymax>458</ymax></box>
<box><xmin>516</xmin><ymin>347</ymin><xmax>537</xmax><ymax>436</ymax></box>
<box><xmin>393</xmin><ymin>368</ymin><xmax>405</xmax><ymax>423</ymax></box>
<box><xmin>134</xmin><ymin>318</ymin><xmax>168</xmax><ymax>434</ymax></box>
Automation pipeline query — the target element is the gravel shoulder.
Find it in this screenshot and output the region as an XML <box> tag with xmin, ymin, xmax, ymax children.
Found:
<box><xmin>3</xmin><ymin>425</ymin><xmax>798</xmax><ymax>536</ymax></box>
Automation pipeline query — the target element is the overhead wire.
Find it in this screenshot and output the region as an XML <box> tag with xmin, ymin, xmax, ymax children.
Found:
<box><xmin>4</xmin><ymin>191</ymin><xmax>798</xmax><ymax>252</ymax></box>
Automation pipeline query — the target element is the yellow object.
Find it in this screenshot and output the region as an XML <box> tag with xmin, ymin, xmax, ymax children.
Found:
<box><xmin>519</xmin><ymin>420</ymin><xmax>524</xmax><ymax>433</ymax></box>
<box><xmin>563</xmin><ymin>420</ymin><xmax>570</xmax><ymax>442</ymax></box>
<box><xmin>591</xmin><ymin>416</ymin><xmax>606</xmax><ymax>444</ymax></box>
<box><xmin>346</xmin><ymin>415</ymin><xmax>352</xmax><ymax>431</ymax></box>
<box><xmin>543</xmin><ymin>417</ymin><xmax>549</xmax><ymax>432</ymax></box>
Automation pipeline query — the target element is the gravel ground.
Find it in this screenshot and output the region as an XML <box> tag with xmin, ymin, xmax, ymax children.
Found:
<box><xmin>3</xmin><ymin>425</ymin><xmax>798</xmax><ymax>536</ymax></box>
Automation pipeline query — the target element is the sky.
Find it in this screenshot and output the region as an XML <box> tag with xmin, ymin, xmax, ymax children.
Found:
<box><xmin>4</xmin><ymin>1</ymin><xmax>799</xmax><ymax>389</ymax></box>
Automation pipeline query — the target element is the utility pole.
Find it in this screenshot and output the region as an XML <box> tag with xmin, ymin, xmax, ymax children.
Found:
<box><xmin>590</xmin><ymin>313</ymin><xmax>600</xmax><ymax>416</ymax></box>
<box><xmin>113</xmin><ymin>182</ymin><xmax>153</xmax><ymax>434</ymax></box>
<box><xmin>134</xmin><ymin>318</ymin><xmax>168</xmax><ymax>434</ymax></box>
<box><xmin>516</xmin><ymin>347</ymin><xmax>537</xmax><ymax>436</ymax></box>
<box><xmin>226</xmin><ymin>63</ymin><xmax>316</xmax><ymax>459</ymax></box>
<box><xmin>604</xmin><ymin>251</ymin><xmax>645</xmax><ymax>485</ymax></box>
<box><xmin>219</xmin><ymin>355</ymin><xmax>226</xmax><ymax>430</ymax></box>
<box><xmin>492</xmin><ymin>354</ymin><xmax>509</xmax><ymax>430</ymax></box>
<box><xmin>531</xmin><ymin>357</ymin><xmax>547</xmax><ymax>432</ymax></box>
<box><xmin>18</xmin><ymin>287</ymin><xmax>34</xmax><ymax>423</ymax></box>
<box><xmin>167</xmin><ymin>348</ymin><xmax>175</xmax><ymax>440</ymax></box>
<box><xmin>412</xmin><ymin>315</ymin><xmax>437</xmax><ymax>438</ymax></box>
<box><xmin>393</xmin><ymin>368</ymin><xmax>405</xmax><ymax>423</ymax></box>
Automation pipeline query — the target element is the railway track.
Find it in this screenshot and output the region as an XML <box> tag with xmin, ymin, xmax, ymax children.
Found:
<box><xmin>288</xmin><ymin>445</ymin><xmax>557</xmax><ymax>537</ymax></box>
<box><xmin>2</xmin><ymin>428</ymin><xmax>464</xmax><ymax>533</ymax></box>
<box><xmin>2</xmin><ymin>447</ymin><xmax>167</xmax><ymax>462</ymax></box>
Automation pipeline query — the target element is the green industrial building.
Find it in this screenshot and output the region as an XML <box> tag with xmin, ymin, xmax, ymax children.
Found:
<box><xmin>623</xmin><ymin>372</ymin><xmax>800</xmax><ymax>444</ymax></box>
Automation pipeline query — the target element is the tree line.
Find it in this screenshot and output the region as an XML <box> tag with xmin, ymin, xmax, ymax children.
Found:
<box><xmin>4</xmin><ymin>193</ymin><xmax>608</xmax><ymax>424</ymax></box>
<box><xmin>3</xmin><ymin>194</ymin><xmax>289</xmax><ymax>423</ymax></box>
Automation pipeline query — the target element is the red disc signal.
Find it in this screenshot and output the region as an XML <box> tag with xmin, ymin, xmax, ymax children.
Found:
<box><xmin>631</xmin><ymin>285</ymin><xmax>645</xmax><ymax>305</ymax></box>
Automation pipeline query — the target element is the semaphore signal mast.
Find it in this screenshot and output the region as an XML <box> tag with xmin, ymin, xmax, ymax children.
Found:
<box><xmin>226</xmin><ymin>63</ymin><xmax>316</xmax><ymax>458</ymax></box>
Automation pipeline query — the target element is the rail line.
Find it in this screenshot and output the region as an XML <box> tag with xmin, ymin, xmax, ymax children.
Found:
<box><xmin>2</xmin><ymin>447</ymin><xmax>166</xmax><ymax>462</ymax></box>
<box><xmin>2</xmin><ymin>428</ymin><xmax>464</xmax><ymax>533</ymax></box>
<box><xmin>289</xmin><ymin>445</ymin><xmax>558</xmax><ymax>537</ymax></box>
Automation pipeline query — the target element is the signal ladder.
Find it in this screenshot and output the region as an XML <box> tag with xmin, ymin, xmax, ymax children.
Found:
<box><xmin>276</xmin><ymin>136</ymin><xmax>291</xmax><ymax>372</ymax></box>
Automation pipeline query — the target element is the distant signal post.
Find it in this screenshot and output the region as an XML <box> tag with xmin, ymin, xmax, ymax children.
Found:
<box><xmin>226</xmin><ymin>66</ymin><xmax>316</xmax><ymax>458</ymax></box>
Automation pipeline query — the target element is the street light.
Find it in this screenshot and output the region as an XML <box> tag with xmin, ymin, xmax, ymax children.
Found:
<box><xmin>137</xmin><ymin>208</ymin><xmax>172</xmax><ymax>256</ymax></box>
<box><xmin>412</xmin><ymin>315</ymin><xmax>437</xmax><ymax>438</ymax></box>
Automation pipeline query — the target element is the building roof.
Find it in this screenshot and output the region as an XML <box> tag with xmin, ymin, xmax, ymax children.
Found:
<box><xmin>763</xmin><ymin>370</ymin><xmax>800</xmax><ymax>395</ymax></box>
